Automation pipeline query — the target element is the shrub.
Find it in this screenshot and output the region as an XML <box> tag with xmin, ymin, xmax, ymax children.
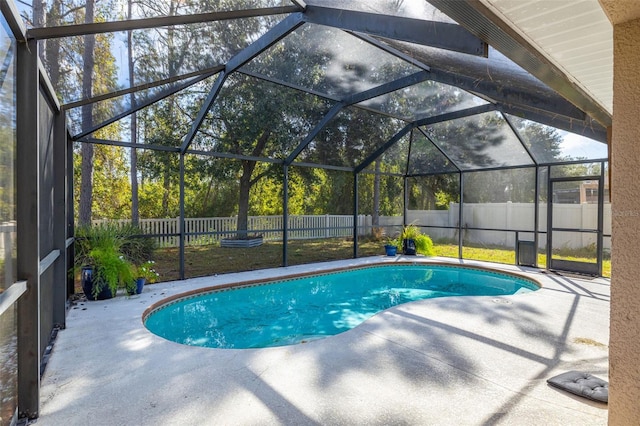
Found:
<box><xmin>371</xmin><ymin>227</ymin><xmax>384</xmax><ymax>241</ymax></box>
<box><xmin>74</xmin><ymin>223</ymin><xmax>136</xmax><ymax>298</ymax></box>
<box><xmin>395</xmin><ymin>224</ymin><xmax>435</xmax><ymax>256</ymax></box>
<box><xmin>117</xmin><ymin>223</ymin><xmax>158</xmax><ymax>264</ymax></box>
<box><xmin>414</xmin><ymin>234</ymin><xmax>435</xmax><ymax>256</ymax></box>
<box><xmin>74</xmin><ymin>222</ymin><xmax>122</xmax><ymax>267</ymax></box>
<box><xmin>74</xmin><ymin>222</ymin><xmax>157</xmax><ymax>297</ymax></box>
<box><xmin>90</xmin><ymin>245</ymin><xmax>135</xmax><ymax>296</ymax></box>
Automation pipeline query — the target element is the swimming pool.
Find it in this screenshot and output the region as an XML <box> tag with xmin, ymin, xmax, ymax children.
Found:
<box><xmin>143</xmin><ymin>263</ymin><xmax>539</xmax><ymax>349</ymax></box>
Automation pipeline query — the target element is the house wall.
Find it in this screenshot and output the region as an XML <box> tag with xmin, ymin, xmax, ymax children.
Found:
<box><xmin>608</xmin><ymin>11</ymin><xmax>640</xmax><ymax>426</ymax></box>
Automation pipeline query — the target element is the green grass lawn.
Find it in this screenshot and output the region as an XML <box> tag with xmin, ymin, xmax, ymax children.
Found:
<box><xmin>150</xmin><ymin>238</ymin><xmax>611</xmax><ymax>283</ymax></box>
<box><xmin>434</xmin><ymin>243</ymin><xmax>611</xmax><ymax>277</ymax></box>
<box><xmin>153</xmin><ymin>238</ymin><xmax>383</xmax><ymax>281</ymax></box>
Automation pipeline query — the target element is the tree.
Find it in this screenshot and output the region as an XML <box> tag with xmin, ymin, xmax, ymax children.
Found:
<box><xmin>416</xmin><ymin>112</ymin><xmax>565</xmax><ymax>205</ymax></box>
<box><xmin>511</xmin><ymin>115</ymin><xmax>565</xmax><ymax>163</ymax></box>
<box><xmin>62</xmin><ymin>6</ymin><xmax>122</xmax><ymax>222</ymax></box>
<box><xmin>68</xmin><ymin>0</ymin><xmax>575</xmax><ymax>227</ymax></box>
<box><xmin>74</xmin><ymin>143</ymin><xmax>131</xmax><ymax>219</ymax></box>
<box><xmin>28</xmin><ymin>0</ymin><xmax>122</xmax><ymax>223</ymax></box>
<box><xmin>196</xmin><ymin>72</ymin><xmax>327</xmax><ymax>233</ymax></box>
<box><xmin>131</xmin><ymin>0</ymin><xmax>273</xmax><ymax>219</ymax></box>
<box><xmin>78</xmin><ymin>0</ymin><xmax>96</xmax><ymax>225</ymax></box>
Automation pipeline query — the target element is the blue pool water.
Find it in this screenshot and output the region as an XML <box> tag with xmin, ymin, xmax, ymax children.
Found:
<box><xmin>144</xmin><ymin>264</ymin><xmax>539</xmax><ymax>349</ymax></box>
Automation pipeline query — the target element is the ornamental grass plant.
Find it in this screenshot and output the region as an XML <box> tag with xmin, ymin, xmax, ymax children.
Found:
<box><xmin>394</xmin><ymin>224</ymin><xmax>435</xmax><ymax>256</ymax></box>
<box><xmin>74</xmin><ymin>222</ymin><xmax>157</xmax><ymax>298</ymax></box>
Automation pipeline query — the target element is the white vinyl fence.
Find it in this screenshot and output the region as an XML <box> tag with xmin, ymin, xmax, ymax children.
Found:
<box><xmin>93</xmin><ymin>203</ymin><xmax>612</xmax><ymax>251</ymax></box>
<box><xmin>407</xmin><ymin>202</ymin><xmax>612</xmax><ymax>251</ymax></box>
<box><xmin>94</xmin><ymin>215</ymin><xmax>371</xmax><ymax>248</ymax></box>
<box><xmin>0</xmin><ymin>221</ymin><xmax>15</xmax><ymax>286</ymax></box>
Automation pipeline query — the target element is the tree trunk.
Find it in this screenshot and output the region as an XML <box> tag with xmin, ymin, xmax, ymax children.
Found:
<box><xmin>236</xmin><ymin>130</ymin><xmax>271</xmax><ymax>236</ymax></box>
<box><xmin>32</xmin><ymin>0</ymin><xmax>44</xmax><ymax>29</ymax></box>
<box><xmin>372</xmin><ymin>160</ymin><xmax>381</xmax><ymax>227</ymax></box>
<box><xmin>237</xmin><ymin>161</ymin><xmax>254</xmax><ymax>238</ymax></box>
<box><xmin>43</xmin><ymin>0</ymin><xmax>61</xmax><ymax>88</ymax></box>
<box><xmin>162</xmin><ymin>168</ymin><xmax>170</xmax><ymax>216</ymax></box>
<box><xmin>45</xmin><ymin>37</ymin><xmax>61</xmax><ymax>89</ymax></box>
<box><xmin>202</xmin><ymin>179</ymin><xmax>215</xmax><ymax>216</ymax></box>
<box><xmin>130</xmin><ymin>119</ymin><xmax>139</xmax><ymax>224</ymax></box>
<box><xmin>78</xmin><ymin>0</ymin><xmax>96</xmax><ymax>225</ymax></box>
<box><xmin>78</xmin><ymin>143</ymin><xmax>94</xmax><ymax>224</ymax></box>
<box><xmin>128</xmin><ymin>0</ymin><xmax>139</xmax><ymax>225</ymax></box>
<box><xmin>158</xmin><ymin>0</ymin><xmax>179</xmax><ymax>219</ymax></box>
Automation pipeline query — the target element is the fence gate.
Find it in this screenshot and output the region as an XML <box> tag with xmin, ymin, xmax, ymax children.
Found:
<box><xmin>547</xmin><ymin>174</ymin><xmax>604</xmax><ymax>275</ymax></box>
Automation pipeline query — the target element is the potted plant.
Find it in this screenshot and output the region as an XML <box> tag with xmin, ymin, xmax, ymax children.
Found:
<box><xmin>90</xmin><ymin>245</ymin><xmax>136</xmax><ymax>299</ymax></box>
<box><xmin>398</xmin><ymin>224</ymin><xmax>435</xmax><ymax>256</ymax></box>
<box><xmin>74</xmin><ymin>223</ymin><xmax>140</xmax><ymax>300</ymax></box>
<box><xmin>384</xmin><ymin>237</ymin><xmax>398</xmax><ymax>256</ymax></box>
<box><xmin>130</xmin><ymin>260</ymin><xmax>160</xmax><ymax>295</ymax></box>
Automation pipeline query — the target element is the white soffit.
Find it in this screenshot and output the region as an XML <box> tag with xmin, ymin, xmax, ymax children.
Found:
<box><xmin>479</xmin><ymin>0</ymin><xmax>613</xmax><ymax>114</ymax></box>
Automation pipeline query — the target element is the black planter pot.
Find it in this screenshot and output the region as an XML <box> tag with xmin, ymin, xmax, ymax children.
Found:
<box><xmin>81</xmin><ymin>267</ymin><xmax>115</xmax><ymax>301</ymax></box>
<box><xmin>403</xmin><ymin>238</ymin><xmax>417</xmax><ymax>255</ymax></box>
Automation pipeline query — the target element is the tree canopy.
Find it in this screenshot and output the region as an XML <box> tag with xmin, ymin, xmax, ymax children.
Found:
<box><xmin>21</xmin><ymin>1</ymin><xmax>607</xmax><ymax>223</ymax></box>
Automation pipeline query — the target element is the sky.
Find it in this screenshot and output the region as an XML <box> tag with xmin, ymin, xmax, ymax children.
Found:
<box><xmin>559</xmin><ymin>131</ymin><xmax>608</xmax><ymax>161</ymax></box>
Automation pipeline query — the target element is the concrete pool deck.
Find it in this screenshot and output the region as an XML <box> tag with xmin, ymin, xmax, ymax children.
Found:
<box><xmin>38</xmin><ymin>256</ymin><xmax>610</xmax><ymax>425</ymax></box>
